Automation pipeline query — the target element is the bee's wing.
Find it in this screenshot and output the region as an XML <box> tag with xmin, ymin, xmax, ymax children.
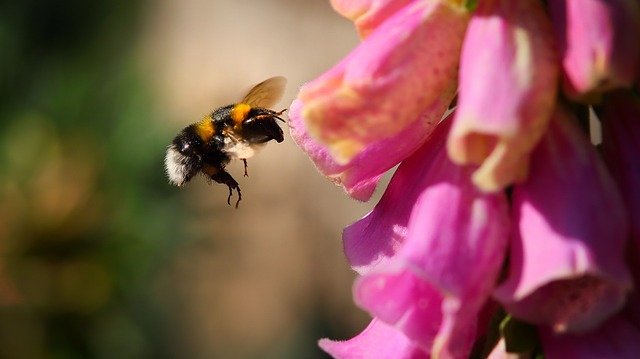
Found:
<box><xmin>241</xmin><ymin>76</ymin><xmax>287</xmax><ymax>109</ymax></box>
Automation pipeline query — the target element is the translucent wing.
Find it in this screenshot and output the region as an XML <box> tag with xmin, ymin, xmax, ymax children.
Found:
<box><xmin>241</xmin><ymin>76</ymin><xmax>287</xmax><ymax>109</ymax></box>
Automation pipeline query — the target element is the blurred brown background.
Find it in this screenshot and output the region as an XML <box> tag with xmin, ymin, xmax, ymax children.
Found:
<box><xmin>0</xmin><ymin>0</ymin><xmax>378</xmax><ymax>358</ymax></box>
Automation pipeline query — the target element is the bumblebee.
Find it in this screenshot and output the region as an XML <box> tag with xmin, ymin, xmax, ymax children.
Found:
<box><xmin>165</xmin><ymin>76</ymin><xmax>286</xmax><ymax>208</ymax></box>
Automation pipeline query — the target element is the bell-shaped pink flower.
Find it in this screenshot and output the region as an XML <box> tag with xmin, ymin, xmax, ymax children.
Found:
<box><xmin>548</xmin><ymin>0</ymin><xmax>640</xmax><ymax>99</ymax></box>
<box><xmin>330</xmin><ymin>0</ymin><xmax>414</xmax><ymax>38</ymax></box>
<box><xmin>494</xmin><ymin>105</ymin><xmax>632</xmax><ymax>333</ymax></box>
<box><xmin>319</xmin><ymin>319</ymin><xmax>430</xmax><ymax>359</ymax></box>
<box><xmin>297</xmin><ymin>0</ymin><xmax>468</xmax><ymax>165</ymax></box>
<box><xmin>345</xmin><ymin>116</ymin><xmax>510</xmax><ymax>358</ymax></box>
<box><xmin>448</xmin><ymin>0</ymin><xmax>559</xmax><ymax>192</ymax></box>
<box><xmin>289</xmin><ymin>89</ymin><xmax>453</xmax><ymax>201</ymax></box>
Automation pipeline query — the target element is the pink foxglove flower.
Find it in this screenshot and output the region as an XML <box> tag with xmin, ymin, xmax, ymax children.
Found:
<box><xmin>448</xmin><ymin>0</ymin><xmax>558</xmax><ymax>192</ymax></box>
<box><xmin>493</xmin><ymin>105</ymin><xmax>631</xmax><ymax>333</ymax></box>
<box><xmin>294</xmin><ymin>0</ymin><xmax>468</xmax><ymax>168</ymax></box>
<box><xmin>343</xmin><ymin>116</ymin><xmax>509</xmax><ymax>357</ymax></box>
<box><xmin>289</xmin><ymin>91</ymin><xmax>453</xmax><ymax>201</ymax></box>
<box><xmin>548</xmin><ymin>0</ymin><xmax>640</xmax><ymax>99</ymax></box>
<box><xmin>289</xmin><ymin>0</ymin><xmax>640</xmax><ymax>357</ymax></box>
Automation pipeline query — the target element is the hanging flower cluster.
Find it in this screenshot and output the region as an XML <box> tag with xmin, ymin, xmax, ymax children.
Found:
<box><xmin>289</xmin><ymin>0</ymin><xmax>640</xmax><ymax>357</ymax></box>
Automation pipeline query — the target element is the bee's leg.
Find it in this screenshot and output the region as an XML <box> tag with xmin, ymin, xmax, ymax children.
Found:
<box><xmin>274</xmin><ymin>108</ymin><xmax>287</xmax><ymax>121</ymax></box>
<box><xmin>233</xmin><ymin>187</ymin><xmax>242</xmax><ymax>208</ymax></box>
<box><xmin>242</xmin><ymin>159</ymin><xmax>248</xmax><ymax>177</ymax></box>
<box><xmin>210</xmin><ymin>170</ymin><xmax>242</xmax><ymax>208</ymax></box>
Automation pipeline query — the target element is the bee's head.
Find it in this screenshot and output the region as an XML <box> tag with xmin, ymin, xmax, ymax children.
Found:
<box><xmin>241</xmin><ymin>109</ymin><xmax>285</xmax><ymax>144</ymax></box>
<box><xmin>164</xmin><ymin>129</ymin><xmax>203</xmax><ymax>186</ymax></box>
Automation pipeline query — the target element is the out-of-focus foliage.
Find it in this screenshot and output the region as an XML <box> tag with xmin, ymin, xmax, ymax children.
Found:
<box><xmin>0</xmin><ymin>0</ymin><xmax>189</xmax><ymax>357</ymax></box>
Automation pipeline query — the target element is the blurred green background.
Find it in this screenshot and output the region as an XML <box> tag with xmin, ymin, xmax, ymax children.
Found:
<box><xmin>0</xmin><ymin>0</ymin><xmax>373</xmax><ymax>358</ymax></box>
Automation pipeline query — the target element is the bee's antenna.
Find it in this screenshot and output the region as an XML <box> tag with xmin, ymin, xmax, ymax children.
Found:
<box><xmin>275</xmin><ymin>108</ymin><xmax>287</xmax><ymax>123</ymax></box>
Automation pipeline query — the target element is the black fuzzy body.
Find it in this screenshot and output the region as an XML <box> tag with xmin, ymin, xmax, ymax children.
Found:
<box><xmin>164</xmin><ymin>103</ymin><xmax>285</xmax><ymax>207</ymax></box>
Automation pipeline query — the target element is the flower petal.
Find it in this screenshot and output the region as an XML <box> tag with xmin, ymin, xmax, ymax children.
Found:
<box><xmin>351</xmin><ymin>115</ymin><xmax>510</xmax><ymax>357</ymax></box>
<box><xmin>448</xmin><ymin>0</ymin><xmax>558</xmax><ymax>192</ymax></box>
<box><xmin>494</xmin><ymin>105</ymin><xmax>632</xmax><ymax>333</ymax></box>
<box><xmin>548</xmin><ymin>0</ymin><xmax>640</xmax><ymax>99</ymax></box>
<box><xmin>290</xmin><ymin>90</ymin><xmax>453</xmax><ymax>201</ymax></box>
<box><xmin>341</xmin><ymin>114</ymin><xmax>454</xmax><ymax>272</ymax></box>
<box><xmin>330</xmin><ymin>0</ymin><xmax>414</xmax><ymax>38</ymax></box>
<box><xmin>319</xmin><ymin>319</ymin><xmax>430</xmax><ymax>359</ymax></box>
<box><xmin>298</xmin><ymin>0</ymin><xmax>468</xmax><ymax>164</ymax></box>
<box><xmin>539</xmin><ymin>316</ymin><xmax>640</xmax><ymax>359</ymax></box>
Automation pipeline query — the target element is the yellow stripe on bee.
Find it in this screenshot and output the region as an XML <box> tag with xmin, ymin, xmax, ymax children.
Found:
<box><xmin>194</xmin><ymin>116</ymin><xmax>216</xmax><ymax>142</ymax></box>
<box><xmin>230</xmin><ymin>103</ymin><xmax>252</xmax><ymax>128</ymax></box>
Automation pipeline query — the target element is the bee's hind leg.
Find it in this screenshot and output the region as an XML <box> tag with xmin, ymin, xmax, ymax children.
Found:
<box><xmin>210</xmin><ymin>170</ymin><xmax>242</xmax><ymax>208</ymax></box>
<box><xmin>242</xmin><ymin>159</ymin><xmax>248</xmax><ymax>177</ymax></box>
<box><xmin>228</xmin><ymin>186</ymin><xmax>242</xmax><ymax>208</ymax></box>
